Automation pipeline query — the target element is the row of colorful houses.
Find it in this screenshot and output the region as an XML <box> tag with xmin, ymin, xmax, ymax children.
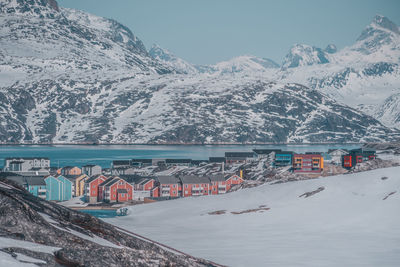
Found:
<box><xmin>272</xmin><ymin>148</ymin><xmax>377</xmax><ymax>172</ymax></box>
<box><xmin>84</xmin><ymin>173</ymin><xmax>244</xmax><ymax>203</ymax></box>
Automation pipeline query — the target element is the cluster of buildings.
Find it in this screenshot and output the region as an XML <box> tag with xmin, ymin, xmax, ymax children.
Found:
<box><xmin>0</xmin><ymin>147</ymin><xmax>376</xmax><ymax>204</ymax></box>
<box><xmin>1</xmin><ymin>158</ymin><xmax>244</xmax><ymax>203</ymax></box>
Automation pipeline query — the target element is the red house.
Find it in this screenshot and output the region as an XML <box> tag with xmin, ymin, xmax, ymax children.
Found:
<box><xmin>180</xmin><ymin>175</ymin><xmax>210</xmax><ymax>197</ymax></box>
<box><xmin>208</xmin><ymin>174</ymin><xmax>227</xmax><ymax>194</ymax></box>
<box><xmin>84</xmin><ymin>175</ymin><xmax>108</xmax><ymax>203</ymax></box>
<box><xmin>156</xmin><ymin>176</ymin><xmax>181</xmax><ymax>197</ymax></box>
<box><xmin>134</xmin><ymin>178</ymin><xmax>155</xmax><ymax>191</ymax></box>
<box><xmin>224</xmin><ymin>174</ymin><xmax>244</xmax><ymax>191</ymax></box>
<box><xmin>98</xmin><ymin>177</ymin><xmax>133</xmax><ymax>203</ymax></box>
<box><xmin>151</xmin><ymin>186</ymin><xmax>159</xmax><ymax>198</ymax></box>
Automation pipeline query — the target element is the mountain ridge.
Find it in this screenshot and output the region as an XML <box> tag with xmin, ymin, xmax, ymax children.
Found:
<box><xmin>1</xmin><ymin>0</ymin><xmax>400</xmax><ymax>143</ymax></box>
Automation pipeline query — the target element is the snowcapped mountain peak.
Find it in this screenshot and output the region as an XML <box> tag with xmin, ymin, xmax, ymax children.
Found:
<box><xmin>211</xmin><ymin>55</ymin><xmax>279</xmax><ymax>75</ymax></box>
<box><xmin>149</xmin><ymin>44</ymin><xmax>177</xmax><ymax>62</ymax></box>
<box><xmin>325</xmin><ymin>44</ymin><xmax>337</xmax><ymax>54</ymax></box>
<box><xmin>0</xmin><ymin>0</ymin><xmax>60</xmax><ymax>17</ymax></box>
<box><xmin>355</xmin><ymin>15</ymin><xmax>400</xmax><ymax>55</ymax></box>
<box><xmin>149</xmin><ymin>44</ymin><xmax>198</xmax><ymax>74</ymax></box>
<box><xmin>371</xmin><ymin>15</ymin><xmax>400</xmax><ymax>35</ymax></box>
<box><xmin>282</xmin><ymin>44</ymin><xmax>330</xmax><ymax>69</ymax></box>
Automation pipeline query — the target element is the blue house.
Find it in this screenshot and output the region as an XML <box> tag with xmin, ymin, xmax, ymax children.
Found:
<box><xmin>57</xmin><ymin>175</ymin><xmax>73</xmax><ymax>201</ymax></box>
<box><xmin>45</xmin><ymin>175</ymin><xmax>73</xmax><ymax>201</ymax></box>
<box><xmin>274</xmin><ymin>151</ymin><xmax>293</xmax><ymax>167</ymax></box>
<box><xmin>25</xmin><ymin>176</ymin><xmax>47</xmax><ymax>199</ymax></box>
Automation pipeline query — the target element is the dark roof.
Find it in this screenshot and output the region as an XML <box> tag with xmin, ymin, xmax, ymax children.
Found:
<box><xmin>209</xmin><ymin>157</ymin><xmax>226</xmax><ymax>163</ymax></box>
<box><xmin>253</xmin><ymin>149</ymin><xmax>282</xmax><ymax>155</ymax></box>
<box><xmin>24</xmin><ymin>176</ymin><xmax>46</xmax><ymax>186</ymax></box>
<box><xmin>0</xmin><ymin>172</ymin><xmax>22</xmax><ymax>178</ymax></box>
<box><xmin>112</xmin><ymin>160</ymin><xmax>131</xmax><ymax>166</ymax></box>
<box><xmin>137</xmin><ymin>178</ymin><xmax>153</xmax><ymax>185</ymax></box>
<box><xmin>131</xmin><ymin>159</ymin><xmax>152</xmax><ymax>163</ymax></box>
<box><xmin>120</xmin><ymin>175</ymin><xmax>153</xmax><ymax>184</ymax></box>
<box><xmin>1</xmin><ymin>175</ymin><xmax>25</xmax><ymax>185</ymax></box>
<box><xmin>117</xmin><ymin>189</ymin><xmax>127</xmax><ymax>193</ymax></box>
<box><xmin>82</xmin><ymin>164</ymin><xmax>100</xmax><ymax>168</ymax></box>
<box><xmin>5</xmin><ymin>157</ymin><xmax>49</xmax><ymax>160</ymax></box>
<box><xmin>180</xmin><ymin>175</ymin><xmax>210</xmax><ymax>184</ymax></box>
<box><xmin>275</xmin><ymin>151</ymin><xmax>293</xmax><ymax>155</ymax></box>
<box><xmin>86</xmin><ymin>174</ymin><xmax>106</xmax><ymax>184</ymax></box>
<box><xmin>64</xmin><ymin>175</ymin><xmax>82</xmax><ymax>181</ymax></box>
<box><xmin>156</xmin><ymin>176</ymin><xmax>179</xmax><ymax>184</ymax></box>
<box><xmin>305</xmin><ymin>152</ymin><xmax>322</xmax><ymax>155</ymax></box>
<box><xmin>165</xmin><ymin>159</ymin><xmax>192</xmax><ymax>164</ymax></box>
<box><xmin>99</xmin><ymin>177</ymin><xmax>118</xmax><ymax>187</ymax></box>
<box><xmin>225</xmin><ymin>152</ymin><xmax>255</xmax><ymax>158</ymax></box>
<box><xmin>9</xmin><ymin>160</ymin><xmax>24</xmax><ymax>164</ymax></box>
<box><xmin>208</xmin><ymin>174</ymin><xmax>225</xmax><ymax>182</ymax></box>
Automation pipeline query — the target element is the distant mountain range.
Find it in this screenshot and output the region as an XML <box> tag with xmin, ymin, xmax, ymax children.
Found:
<box><xmin>0</xmin><ymin>0</ymin><xmax>399</xmax><ymax>144</ymax></box>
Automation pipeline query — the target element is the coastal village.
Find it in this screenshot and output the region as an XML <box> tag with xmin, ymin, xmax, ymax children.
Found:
<box><xmin>0</xmin><ymin>147</ymin><xmax>379</xmax><ymax>207</ymax></box>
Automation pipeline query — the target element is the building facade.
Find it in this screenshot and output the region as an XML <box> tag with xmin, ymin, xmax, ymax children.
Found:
<box><xmin>293</xmin><ymin>154</ymin><xmax>324</xmax><ymax>173</ymax></box>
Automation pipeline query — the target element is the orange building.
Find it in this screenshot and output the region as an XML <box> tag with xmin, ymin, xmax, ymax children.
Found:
<box><xmin>293</xmin><ymin>154</ymin><xmax>324</xmax><ymax>173</ymax></box>
<box><xmin>61</xmin><ymin>166</ymin><xmax>82</xmax><ymax>176</ymax></box>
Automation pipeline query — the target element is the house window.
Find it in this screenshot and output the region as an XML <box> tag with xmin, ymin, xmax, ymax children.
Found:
<box><xmin>173</xmin><ymin>191</ymin><xmax>176</xmax><ymax>194</ymax></box>
<box><xmin>92</xmin><ymin>185</ymin><xmax>95</xmax><ymax>188</ymax></box>
<box><xmin>121</xmin><ymin>193</ymin><xmax>125</xmax><ymax>197</ymax></box>
<box><xmin>113</xmin><ymin>195</ymin><xmax>116</xmax><ymax>198</ymax></box>
<box><xmin>185</xmin><ymin>185</ymin><xmax>188</xmax><ymax>188</ymax></box>
<box><xmin>174</xmin><ymin>184</ymin><xmax>177</xmax><ymax>188</ymax></box>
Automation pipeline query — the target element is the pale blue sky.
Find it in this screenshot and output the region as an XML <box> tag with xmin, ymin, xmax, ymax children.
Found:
<box><xmin>58</xmin><ymin>0</ymin><xmax>400</xmax><ymax>65</ymax></box>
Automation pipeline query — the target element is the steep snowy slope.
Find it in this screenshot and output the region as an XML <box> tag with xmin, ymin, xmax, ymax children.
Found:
<box><xmin>106</xmin><ymin>167</ymin><xmax>400</xmax><ymax>267</ymax></box>
<box><xmin>281</xmin><ymin>15</ymin><xmax>400</xmax><ymax>128</ymax></box>
<box><xmin>2</xmin><ymin>75</ymin><xmax>398</xmax><ymax>143</ymax></box>
<box><xmin>149</xmin><ymin>44</ymin><xmax>198</xmax><ymax>74</ymax></box>
<box><xmin>0</xmin><ymin>0</ymin><xmax>399</xmax><ymax>143</ymax></box>
<box><xmin>0</xmin><ymin>0</ymin><xmax>171</xmax><ymax>89</ymax></box>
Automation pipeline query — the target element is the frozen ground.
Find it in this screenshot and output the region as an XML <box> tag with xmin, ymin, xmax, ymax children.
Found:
<box><xmin>106</xmin><ymin>167</ymin><xmax>400</xmax><ymax>267</ymax></box>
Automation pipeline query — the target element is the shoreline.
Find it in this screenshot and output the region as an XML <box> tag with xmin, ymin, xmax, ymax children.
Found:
<box><xmin>0</xmin><ymin>142</ymin><xmax>364</xmax><ymax>146</ymax></box>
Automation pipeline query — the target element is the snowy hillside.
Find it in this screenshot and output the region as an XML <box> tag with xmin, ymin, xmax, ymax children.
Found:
<box><xmin>0</xmin><ymin>0</ymin><xmax>400</xmax><ymax>143</ymax></box>
<box><xmin>106</xmin><ymin>167</ymin><xmax>400</xmax><ymax>267</ymax></box>
<box><xmin>149</xmin><ymin>44</ymin><xmax>198</xmax><ymax>74</ymax></box>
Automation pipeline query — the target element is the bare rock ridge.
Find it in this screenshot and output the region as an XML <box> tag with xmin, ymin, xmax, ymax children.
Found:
<box><xmin>0</xmin><ymin>179</ymin><xmax>215</xmax><ymax>266</ymax></box>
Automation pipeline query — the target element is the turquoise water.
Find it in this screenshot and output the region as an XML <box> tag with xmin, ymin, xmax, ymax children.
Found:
<box><xmin>0</xmin><ymin>144</ymin><xmax>361</xmax><ymax>168</ymax></box>
<box><xmin>79</xmin><ymin>209</ymin><xmax>118</xmax><ymax>218</ymax></box>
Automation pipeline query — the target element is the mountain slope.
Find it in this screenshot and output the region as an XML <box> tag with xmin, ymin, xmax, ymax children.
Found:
<box><xmin>0</xmin><ymin>178</ymin><xmax>213</xmax><ymax>266</ymax></box>
<box><xmin>1</xmin><ymin>75</ymin><xmax>398</xmax><ymax>144</ymax></box>
<box><xmin>1</xmin><ymin>1</ymin><xmax>400</xmax><ymax>144</ymax></box>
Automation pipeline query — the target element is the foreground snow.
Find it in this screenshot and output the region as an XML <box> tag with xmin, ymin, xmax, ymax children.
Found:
<box><xmin>106</xmin><ymin>167</ymin><xmax>400</xmax><ymax>267</ymax></box>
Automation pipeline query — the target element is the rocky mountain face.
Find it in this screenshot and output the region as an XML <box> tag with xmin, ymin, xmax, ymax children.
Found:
<box><xmin>0</xmin><ymin>0</ymin><xmax>399</xmax><ymax>143</ymax></box>
<box><xmin>281</xmin><ymin>44</ymin><xmax>331</xmax><ymax>69</ymax></box>
<box><xmin>0</xmin><ymin>178</ymin><xmax>214</xmax><ymax>266</ymax></box>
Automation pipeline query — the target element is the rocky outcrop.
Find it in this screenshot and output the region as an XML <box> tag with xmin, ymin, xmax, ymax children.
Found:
<box><xmin>0</xmin><ymin>179</ymin><xmax>216</xmax><ymax>266</ymax></box>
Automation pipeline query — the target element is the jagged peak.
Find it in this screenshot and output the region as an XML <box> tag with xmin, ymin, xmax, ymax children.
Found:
<box><xmin>371</xmin><ymin>15</ymin><xmax>399</xmax><ymax>34</ymax></box>
<box><xmin>325</xmin><ymin>44</ymin><xmax>337</xmax><ymax>54</ymax></box>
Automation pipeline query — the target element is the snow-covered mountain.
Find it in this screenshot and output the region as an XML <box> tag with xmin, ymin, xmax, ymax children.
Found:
<box><xmin>0</xmin><ymin>0</ymin><xmax>399</xmax><ymax>143</ymax></box>
<box><xmin>280</xmin><ymin>15</ymin><xmax>400</xmax><ymax>128</ymax></box>
<box><xmin>149</xmin><ymin>46</ymin><xmax>279</xmax><ymax>75</ymax></box>
<box><xmin>281</xmin><ymin>44</ymin><xmax>331</xmax><ymax>69</ymax></box>
<box><xmin>149</xmin><ymin>44</ymin><xmax>198</xmax><ymax>74</ymax></box>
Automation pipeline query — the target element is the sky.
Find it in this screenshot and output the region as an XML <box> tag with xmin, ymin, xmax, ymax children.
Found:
<box><xmin>58</xmin><ymin>0</ymin><xmax>400</xmax><ymax>65</ymax></box>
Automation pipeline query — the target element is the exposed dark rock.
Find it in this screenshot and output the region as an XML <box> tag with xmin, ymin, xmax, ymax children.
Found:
<box><xmin>0</xmin><ymin>179</ymin><xmax>217</xmax><ymax>266</ymax></box>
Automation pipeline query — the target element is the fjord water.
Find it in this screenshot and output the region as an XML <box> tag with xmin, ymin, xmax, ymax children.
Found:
<box><xmin>0</xmin><ymin>144</ymin><xmax>361</xmax><ymax>169</ymax></box>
